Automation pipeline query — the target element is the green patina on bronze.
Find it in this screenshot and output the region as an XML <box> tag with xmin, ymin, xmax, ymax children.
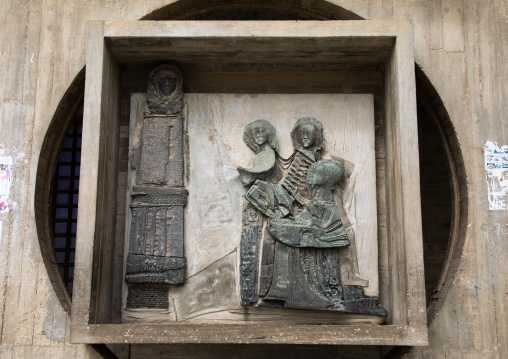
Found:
<box><xmin>126</xmin><ymin>64</ymin><xmax>188</xmax><ymax>309</ymax></box>
<box><xmin>237</xmin><ymin>119</ymin><xmax>283</xmax><ymax>187</ymax></box>
<box><xmin>238</xmin><ymin>119</ymin><xmax>388</xmax><ymax>317</ymax></box>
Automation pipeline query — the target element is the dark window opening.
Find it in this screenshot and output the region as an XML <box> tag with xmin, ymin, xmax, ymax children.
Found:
<box><xmin>52</xmin><ymin>114</ymin><xmax>82</xmax><ymax>296</ymax></box>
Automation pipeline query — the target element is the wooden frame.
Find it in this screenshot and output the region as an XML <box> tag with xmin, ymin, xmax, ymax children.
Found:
<box><xmin>71</xmin><ymin>20</ymin><xmax>427</xmax><ymax>346</ymax></box>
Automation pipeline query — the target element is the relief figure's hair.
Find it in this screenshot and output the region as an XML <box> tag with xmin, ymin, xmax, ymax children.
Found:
<box><xmin>290</xmin><ymin>117</ymin><xmax>325</xmax><ymax>152</ymax></box>
<box><xmin>243</xmin><ymin>119</ymin><xmax>279</xmax><ymax>153</ymax></box>
<box><xmin>146</xmin><ymin>64</ymin><xmax>183</xmax><ymax>114</ymax></box>
<box><xmin>307</xmin><ymin>159</ymin><xmax>345</xmax><ymax>188</ymax></box>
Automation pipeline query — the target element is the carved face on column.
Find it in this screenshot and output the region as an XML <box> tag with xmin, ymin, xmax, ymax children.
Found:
<box><xmin>147</xmin><ymin>64</ymin><xmax>184</xmax><ymax>115</ymax></box>
<box><xmin>157</xmin><ymin>73</ymin><xmax>177</xmax><ymax>95</ymax></box>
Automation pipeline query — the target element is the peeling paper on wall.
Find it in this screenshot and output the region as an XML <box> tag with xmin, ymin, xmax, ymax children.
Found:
<box><xmin>485</xmin><ymin>141</ymin><xmax>508</xmax><ymax>210</ymax></box>
<box><xmin>0</xmin><ymin>156</ymin><xmax>12</xmax><ymax>213</ymax></box>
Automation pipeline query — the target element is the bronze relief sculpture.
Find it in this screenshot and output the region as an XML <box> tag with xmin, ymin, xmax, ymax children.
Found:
<box><xmin>282</xmin><ymin>117</ymin><xmax>324</xmax><ymax>205</ymax></box>
<box><xmin>238</xmin><ymin>118</ymin><xmax>387</xmax><ymax>316</ymax></box>
<box><xmin>237</xmin><ymin>119</ymin><xmax>282</xmax><ymax>187</ymax></box>
<box><xmin>125</xmin><ymin>65</ymin><xmax>188</xmax><ymax>309</ymax></box>
<box><xmin>146</xmin><ymin>64</ymin><xmax>184</xmax><ymax>115</ymax></box>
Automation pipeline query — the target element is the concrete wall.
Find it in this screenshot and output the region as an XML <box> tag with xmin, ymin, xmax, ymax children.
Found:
<box><xmin>0</xmin><ymin>0</ymin><xmax>506</xmax><ymax>357</ymax></box>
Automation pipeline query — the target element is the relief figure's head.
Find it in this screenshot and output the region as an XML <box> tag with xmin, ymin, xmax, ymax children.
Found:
<box><xmin>252</xmin><ymin>123</ymin><xmax>269</xmax><ymax>146</ymax></box>
<box><xmin>291</xmin><ymin>117</ymin><xmax>324</xmax><ymax>153</ymax></box>
<box><xmin>306</xmin><ymin>159</ymin><xmax>344</xmax><ymax>198</ymax></box>
<box><xmin>243</xmin><ymin>120</ymin><xmax>279</xmax><ymax>154</ymax></box>
<box><xmin>147</xmin><ymin>64</ymin><xmax>183</xmax><ymax>114</ymax></box>
<box><xmin>157</xmin><ymin>72</ymin><xmax>177</xmax><ymax>95</ymax></box>
<box><xmin>299</xmin><ymin>124</ymin><xmax>316</xmax><ymax>148</ymax></box>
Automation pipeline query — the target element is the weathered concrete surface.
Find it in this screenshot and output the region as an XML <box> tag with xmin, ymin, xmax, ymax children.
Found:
<box><xmin>0</xmin><ymin>0</ymin><xmax>188</xmax><ymax>356</ymax></box>
<box><xmin>0</xmin><ymin>0</ymin><xmax>507</xmax><ymax>357</ymax></box>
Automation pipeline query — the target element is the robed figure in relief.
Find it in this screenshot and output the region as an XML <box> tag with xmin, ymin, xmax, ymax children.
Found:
<box><xmin>237</xmin><ymin>117</ymin><xmax>387</xmax><ymax>316</ymax></box>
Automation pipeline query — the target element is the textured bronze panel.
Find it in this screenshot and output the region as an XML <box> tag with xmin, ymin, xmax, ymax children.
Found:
<box><xmin>239</xmin><ymin>202</ymin><xmax>263</xmax><ymax>306</ymax></box>
<box><xmin>138</xmin><ymin>115</ymin><xmax>184</xmax><ymax>186</ymax></box>
<box><xmin>126</xmin><ymin>285</ymin><xmax>170</xmax><ymax>309</ymax></box>
<box><xmin>131</xmin><ymin>195</ymin><xmax>186</xmax><ymax>205</ymax></box>
<box><xmin>128</xmin><ymin>206</ymin><xmax>183</xmax><ymax>257</ymax></box>
<box><xmin>238</xmin><ymin>119</ymin><xmax>387</xmax><ymax>317</ymax></box>
<box><xmin>126</xmin><ymin>66</ymin><xmax>188</xmax><ymax>311</ymax></box>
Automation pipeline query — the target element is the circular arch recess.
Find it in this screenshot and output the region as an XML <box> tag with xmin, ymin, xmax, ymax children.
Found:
<box><xmin>35</xmin><ymin>0</ymin><xmax>467</xmax><ymax>353</ymax></box>
<box><xmin>35</xmin><ymin>68</ymin><xmax>84</xmax><ymax>313</ymax></box>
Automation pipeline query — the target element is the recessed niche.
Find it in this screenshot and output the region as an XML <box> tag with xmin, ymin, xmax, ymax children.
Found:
<box><xmin>71</xmin><ymin>20</ymin><xmax>427</xmax><ymax>346</ymax></box>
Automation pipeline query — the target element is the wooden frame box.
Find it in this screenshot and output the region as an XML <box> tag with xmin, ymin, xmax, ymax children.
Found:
<box><xmin>71</xmin><ymin>20</ymin><xmax>427</xmax><ymax>346</ymax></box>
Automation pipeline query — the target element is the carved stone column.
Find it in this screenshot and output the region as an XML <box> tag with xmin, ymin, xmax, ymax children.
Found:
<box><xmin>125</xmin><ymin>65</ymin><xmax>187</xmax><ymax>309</ymax></box>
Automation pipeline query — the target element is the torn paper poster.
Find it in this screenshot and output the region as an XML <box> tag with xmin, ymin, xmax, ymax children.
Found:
<box><xmin>485</xmin><ymin>141</ymin><xmax>508</xmax><ymax>210</ymax></box>
<box><xmin>0</xmin><ymin>156</ymin><xmax>12</xmax><ymax>213</ymax></box>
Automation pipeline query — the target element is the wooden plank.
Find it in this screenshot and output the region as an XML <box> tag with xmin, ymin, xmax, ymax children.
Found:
<box><xmin>130</xmin><ymin>343</ymin><xmax>381</xmax><ymax>358</ymax></box>
<box><xmin>393</xmin><ymin>21</ymin><xmax>427</xmax><ymax>330</ymax></box>
<box><xmin>71</xmin><ymin>323</ymin><xmax>428</xmax><ymax>345</ymax></box>
<box><xmin>72</xmin><ymin>20</ymin><xmax>121</xmax><ymax>326</ymax></box>
<box><xmin>103</xmin><ymin>20</ymin><xmax>405</xmax><ymax>39</ymax></box>
<box><xmin>384</xmin><ymin>37</ymin><xmax>406</xmax><ymax>325</ymax></box>
<box><xmin>108</xmin><ymin>36</ymin><xmax>395</xmax><ymax>52</ymax></box>
<box><xmin>72</xmin><ymin>21</ymin><xmax>106</xmax><ymax>326</ymax></box>
<box><xmin>382</xmin><ymin>21</ymin><xmax>426</xmax><ymax>331</ymax></box>
<box><xmin>89</xmin><ymin>40</ymin><xmax>121</xmax><ymax>324</ymax></box>
<box><xmin>125</xmin><ymin>70</ymin><xmax>383</xmax><ymax>96</ymax></box>
<box><xmin>111</xmin><ymin>142</ymin><xmax>129</xmax><ymax>323</ymax></box>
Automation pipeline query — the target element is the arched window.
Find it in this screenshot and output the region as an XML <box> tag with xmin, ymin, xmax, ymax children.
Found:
<box><xmin>52</xmin><ymin>112</ymin><xmax>83</xmax><ymax>296</ymax></box>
